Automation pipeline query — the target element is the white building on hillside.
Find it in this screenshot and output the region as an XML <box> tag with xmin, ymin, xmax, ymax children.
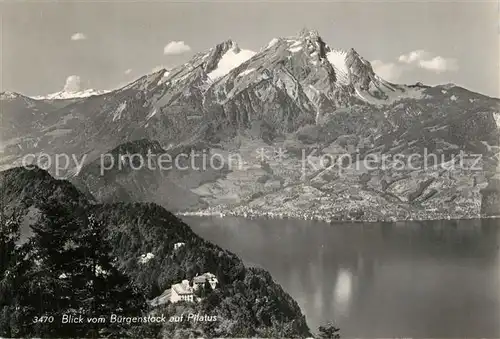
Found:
<box><xmin>150</xmin><ymin>273</ymin><xmax>219</xmax><ymax>306</ymax></box>
<box><xmin>170</xmin><ymin>280</ymin><xmax>195</xmax><ymax>303</ymax></box>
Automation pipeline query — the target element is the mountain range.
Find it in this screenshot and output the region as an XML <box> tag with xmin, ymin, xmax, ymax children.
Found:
<box><xmin>1</xmin><ymin>28</ymin><xmax>499</xmax><ymax>221</ymax></box>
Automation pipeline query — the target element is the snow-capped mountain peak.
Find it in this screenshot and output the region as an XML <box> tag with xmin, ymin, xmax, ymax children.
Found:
<box><xmin>298</xmin><ymin>27</ymin><xmax>321</xmax><ymax>39</ymax></box>
<box><xmin>0</xmin><ymin>91</ymin><xmax>21</xmax><ymax>100</ymax></box>
<box><xmin>32</xmin><ymin>88</ymin><xmax>110</xmax><ymax>100</ymax></box>
<box><xmin>180</xmin><ymin>28</ymin><xmax>423</xmax><ymax>111</ymax></box>
<box><xmin>206</xmin><ymin>40</ymin><xmax>256</xmax><ymax>81</ymax></box>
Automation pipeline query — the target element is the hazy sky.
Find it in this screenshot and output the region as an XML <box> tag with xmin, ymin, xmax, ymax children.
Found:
<box><xmin>1</xmin><ymin>0</ymin><xmax>499</xmax><ymax>97</ymax></box>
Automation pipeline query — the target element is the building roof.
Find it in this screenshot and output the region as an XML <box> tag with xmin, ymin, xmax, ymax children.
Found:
<box><xmin>193</xmin><ymin>272</ymin><xmax>217</xmax><ymax>284</ymax></box>
<box><xmin>172</xmin><ymin>280</ymin><xmax>194</xmax><ymax>295</ymax></box>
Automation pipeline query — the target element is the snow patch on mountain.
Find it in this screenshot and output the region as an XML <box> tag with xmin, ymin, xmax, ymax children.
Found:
<box><xmin>494</xmin><ymin>112</ymin><xmax>500</xmax><ymax>128</ymax></box>
<box><xmin>354</xmin><ymin>87</ymin><xmax>367</xmax><ymax>101</ymax></box>
<box><xmin>112</xmin><ymin>102</ymin><xmax>127</xmax><ymax>121</ymax></box>
<box><xmin>275</xmin><ymin>70</ymin><xmax>299</xmax><ymax>100</ymax></box>
<box><xmin>308</xmin><ymin>84</ymin><xmax>320</xmax><ymax>94</ymax></box>
<box><xmin>238</xmin><ymin>68</ymin><xmax>256</xmax><ymax>77</ymax></box>
<box><xmin>289</xmin><ymin>46</ymin><xmax>303</xmax><ymax>53</ymax></box>
<box><xmin>207</xmin><ymin>46</ymin><xmax>256</xmax><ymax>81</ymax></box>
<box><xmin>326</xmin><ymin>50</ymin><xmax>349</xmax><ymax>84</ymax></box>
<box><xmin>146</xmin><ymin>108</ymin><xmax>158</xmax><ymax>120</ymax></box>
<box><xmin>157</xmin><ymin>71</ymin><xmax>171</xmax><ymax>85</ymax></box>
<box><xmin>266</xmin><ymin>38</ymin><xmax>280</xmax><ymax>49</ymax></box>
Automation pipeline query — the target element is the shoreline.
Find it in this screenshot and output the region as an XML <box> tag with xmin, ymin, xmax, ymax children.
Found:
<box><xmin>177</xmin><ymin>209</ymin><xmax>500</xmax><ymax>224</ymax></box>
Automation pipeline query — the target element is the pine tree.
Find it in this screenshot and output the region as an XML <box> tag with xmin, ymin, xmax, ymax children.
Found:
<box><xmin>75</xmin><ymin>212</ymin><xmax>147</xmax><ymax>337</ymax></box>
<box><xmin>28</xmin><ymin>202</ymin><xmax>88</xmax><ymax>337</ymax></box>
<box><xmin>0</xmin><ymin>214</ymin><xmax>21</xmax><ymax>337</ymax></box>
<box><xmin>8</xmin><ymin>203</ymin><xmax>150</xmax><ymax>337</ymax></box>
<box><xmin>0</xmin><ymin>214</ymin><xmax>36</xmax><ymax>337</ymax></box>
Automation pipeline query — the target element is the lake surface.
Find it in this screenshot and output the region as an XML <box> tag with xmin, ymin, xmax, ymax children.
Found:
<box><xmin>182</xmin><ymin>216</ymin><xmax>500</xmax><ymax>338</ymax></box>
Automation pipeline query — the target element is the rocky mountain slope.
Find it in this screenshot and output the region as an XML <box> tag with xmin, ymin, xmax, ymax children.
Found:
<box><xmin>0</xmin><ymin>166</ymin><xmax>311</xmax><ymax>338</ymax></box>
<box><xmin>1</xmin><ymin>29</ymin><xmax>499</xmax><ymax>221</ymax></box>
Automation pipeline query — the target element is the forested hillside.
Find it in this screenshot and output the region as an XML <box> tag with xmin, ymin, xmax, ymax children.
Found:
<box><xmin>0</xmin><ymin>167</ymin><xmax>310</xmax><ymax>338</ymax></box>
